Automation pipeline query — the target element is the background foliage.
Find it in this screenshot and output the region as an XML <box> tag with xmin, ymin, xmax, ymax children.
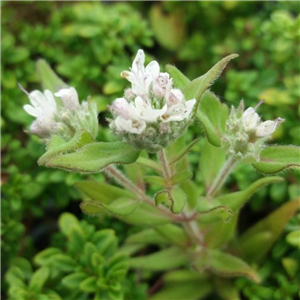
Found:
<box><xmin>1</xmin><ymin>1</ymin><xmax>299</xmax><ymax>300</ymax></box>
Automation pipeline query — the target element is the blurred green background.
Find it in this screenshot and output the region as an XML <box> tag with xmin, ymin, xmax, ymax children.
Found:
<box><xmin>1</xmin><ymin>1</ymin><xmax>299</xmax><ymax>300</ymax></box>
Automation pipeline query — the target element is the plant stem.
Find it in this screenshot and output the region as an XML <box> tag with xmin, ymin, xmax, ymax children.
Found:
<box><xmin>206</xmin><ymin>156</ymin><xmax>237</xmax><ymax>198</ymax></box>
<box><xmin>157</xmin><ymin>149</ymin><xmax>172</xmax><ymax>181</ymax></box>
<box><xmin>104</xmin><ymin>165</ymin><xmax>184</xmax><ymax>222</ymax></box>
<box><xmin>183</xmin><ymin>218</ymin><xmax>203</xmax><ymax>246</ymax></box>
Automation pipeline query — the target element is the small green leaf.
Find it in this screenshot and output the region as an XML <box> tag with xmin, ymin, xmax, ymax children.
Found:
<box><xmin>165</xmin><ymin>65</ymin><xmax>190</xmax><ymax>90</ymax></box>
<box><xmin>135</xmin><ymin>156</ymin><xmax>162</xmax><ymax>173</ymax></box>
<box><xmin>36</xmin><ymin>59</ymin><xmax>68</xmax><ymax>93</ymax></box>
<box><xmin>144</xmin><ymin>175</ymin><xmax>166</xmax><ymax>186</ymax></box>
<box><xmin>282</xmin><ymin>257</ymin><xmax>298</xmax><ymax>278</ymax></box>
<box><xmin>196</xmin><ymin>92</ymin><xmax>228</xmax><ymax>147</ymax></box>
<box><xmin>34</xmin><ymin>248</ymin><xmax>62</xmax><ymax>266</ymax></box>
<box><xmin>52</xmin><ymin>254</ymin><xmax>77</xmax><ymax>272</ymax></box>
<box><xmin>286</xmin><ymin>230</ymin><xmax>300</xmax><ymax>249</ymax></box>
<box><xmin>29</xmin><ymin>267</ymin><xmax>50</xmax><ymax>293</ymax></box>
<box><xmin>170</xmin><ymin>187</ymin><xmax>186</xmax><ymax>214</ymax></box>
<box><xmin>170</xmin><ymin>170</ymin><xmax>193</xmax><ymax>185</ymax></box>
<box><xmin>129</xmin><ymin>247</ymin><xmax>188</xmax><ymax>271</ymax></box>
<box><xmin>155</xmin><ymin>191</ymin><xmax>172</xmax><ymax>208</ymax></box>
<box><xmin>193</xmin><ymin>249</ymin><xmax>260</xmax><ymax>282</ymax></box>
<box><xmin>79</xmin><ymin>276</ymin><xmax>98</xmax><ymax>292</ymax></box>
<box><xmin>58</xmin><ymin>213</ymin><xmax>81</xmax><ymax>236</ymax></box>
<box><xmin>62</xmin><ymin>272</ymin><xmax>89</xmax><ymax>288</ymax></box>
<box><xmin>239</xmin><ymin>199</ymin><xmax>299</xmax><ymax>262</ymax></box>
<box><xmin>253</xmin><ymin>146</ymin><xmax>300</xmax><ymax>173</ymax></box>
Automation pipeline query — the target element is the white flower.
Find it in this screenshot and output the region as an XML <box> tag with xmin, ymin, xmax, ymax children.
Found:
<box><xmin>242</xmin><ymin>102</ymin><xmax>284</xmax><ymax>138</ymax></box>
<box><xmin>255</xmin><ymin>118</ymin><xmax>284</xmax><ymax>137</ymax></box>
<box><xmin>242</xmin><ymin>107</ymin><xmax>261</xmax><ymax>132</ymax></box>
<box><xmin>121</xmin><ymin>49</ymin><xmax>159</xmax><ymax>96</ymax></box>
<box><xmin>162</xmin><ymin>99</ymin><xmax>196</xmax><ymax>122</ymax></box>
<box><xmin>54</xmin><ymin>87</ymin><xmax>79</xmax><ymax>110</ymax></box>
<box><xmin>23</xmin><ymin>89</ymin><xmax>57</xmax><ymax>136</ymax></box>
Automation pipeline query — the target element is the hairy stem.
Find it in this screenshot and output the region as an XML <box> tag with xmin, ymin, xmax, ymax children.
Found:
<box><xmin>105</xmin><ymin>165</ymin><xmax>184</xmax><ymax>222</ymax></box>
<box><xmin>157</xmin><ymin>149</ymin><xmax>172</xmax><ymax>181</ymax></box>
<box><xmin>206</xmin><ymin>156</ymin><xmax>237</xmax><ymax>198</ymax></box>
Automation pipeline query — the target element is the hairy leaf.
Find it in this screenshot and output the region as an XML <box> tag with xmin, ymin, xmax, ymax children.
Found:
<box><xmin>253</xmin><ymin>146</ymin><xmax>300</xmax><ymax>173</ymax></box>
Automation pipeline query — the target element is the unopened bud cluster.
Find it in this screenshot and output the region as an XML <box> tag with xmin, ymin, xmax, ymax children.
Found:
<box><xmin>222</xmin><ymin>100</ymin><xmax>284</xmax><ymax>162</ymax></box>
<box><xmin>108</xmin><ymin>50</ymin><xmax>196</xmax><ymax>152</ymax></box>
<box><xmin>23</xmin><ymin>87</ymin><xmax>98</xmax><ymax>142</ymax></box>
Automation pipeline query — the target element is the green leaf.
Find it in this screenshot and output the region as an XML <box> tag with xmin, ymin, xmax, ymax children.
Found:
<box><xmin>238</xmin><ymin>199</ymin><xmax>299</xmax><ymax>262</ymax></box>
<box><xmin>149</xmin><ymin>281</ymin><xmax>212</xmax><ymax>300</ymax></box>
<box><xmin>193</xmin><ymin>249</ymin><xmax>260</xmax><ymax>282</ymax></box>
<box><xmin>183</xmin><ymin>53</ymin><xmax>238</xmax><ymax>114</ymax></box>
<box><xmin>253</xmin><ymin>146</ymin><xmax>300</xmax><ymax>174</ymax></box>
<box><xmin>135</xmin><ymin>156</ymin><xmax>162</xmax><ymax>173</ymax></box>
<box><xmin>39</xmin><ymin>137</ymin><xmax>140</xmax><ymax>174</ymax></box>
<box><xmin>165</xmin><ymin>65</ymin><xmax>190</xmax><ymax>90</ymax></box>
<box><xmin>80</xmin><ymin>201</ymin><xmax>105</xmax><ymax>216</ymax></box>
<box><xmin>144</xmin><ymin>175</ymin><xmax>166</xmax><ymax>186</ymax></box>
<box><xmin>196</xmin><ymin>92</ymin><xmax>228</xmax><ymax>147</ymax></box>
<box><xmin>29</xmin><ymin>267</ymin><xmax>50</xmax><ymax>293</ymax></box>
<box><xmin>203</xmin><ymin>214</ymin><xmax>238</xmax><ymax>249</ymax></box>
<box><xmin>34</xmin><ymin>248</ymin><xmax>62</xmax><ymax>266</ymax></box>
<box><xmin>52</xmin><ymin>254</ymin><xmax>77</xmax><ymax>272</ymax></box>
<box><xmin>75</xmin><ymin>180</ymin><xmax>135</xmax><ymax>205</ymax></box>
<box><xmin>79</xmin><ymin>276</ymin><xmax>98</xmax><ymax>292</ymax></box>
<box><xmin>197</xmin><ymin>205</ymin><xmax>233</xmax><ymax>224</ymax></box>
<box><xmin>286</xmin><ymin>230</ymin><xmax>300</xmax><ymax>249</ymax></box>
<box><xmin>170</xmin><ymin>170</ymin><xmax>193</xmax><ymax>185</ymax></box>
<box><xmin>36</xmin><ymin>59</ymin><xmax>68</xmax><ymax>93</ymax></box>
<box><xmin>129</xmin><ymin>247</ymin><xmax>188</xmax><ymax>271</ymax></box>
<box><xmin>211</xmin><ymin>176</ymin><xmax>284</xmax><ymax>212</ymax></box>
<box><xmin>126</xmin><ymin>228</ymin><xmax>168</xmax><ymax>246</ymax></box>
<box><xmin>200</xmin><ymin>140</ymin><xmax>226</xmax><ymax>189</ymax></box>
<box><xmin>58</xmin><ymin>213</ymin><xmax>81</xmax><ymax>236</ymax></box>
<box><xmin>154</xmin><ymin>224</ymin><xmax>190</xmax><ymax>247</ymax></box>
<box><xmin>62</xmin><ymin>272</ymin><xmax>89</xmax><ymax>288</ymax></box>
<box><xmin>170</xmin><ymin>187</ymin><xmax>186</xmax><ymax>214</ymax></box>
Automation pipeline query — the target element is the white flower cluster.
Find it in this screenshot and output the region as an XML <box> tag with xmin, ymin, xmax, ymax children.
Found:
<box><xmin>109</xmin><ymin>49</ymin><xmax>196</xmax><ymax>151</ymax></box>
<box><xmin>22</xmin><ymin>86</ymin><xmax>98</xmax><ymax>142</ymax></box>
<box><xmin>222</xmin><ymin>100</ymin><xmax>284</xmax><ymax>162</ymax></box>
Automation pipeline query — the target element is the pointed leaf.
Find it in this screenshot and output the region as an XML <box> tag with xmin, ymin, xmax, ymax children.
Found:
<box><xmin>165</xmin><ymin>64</ymin><xmax>190</xmax><ymax>89</ymax></box>
<box><xmin>129</xmin><ymin>247</ymin><xmax>188</xmax><ymax>271</ymax></box>
<box><xmin>36</xmin><ymin>59</ymin><xmax>68</xmax><ymax>93</ymax></box>
<box><xmin>75</xmin><ymin>180</ymin><xmax>135</xmax><ymax>205</ymax></box>
<box><xmin>239</xmin><ymin>198</ymin><xmax>299</xmax><ymax>262</ymax></box>
<box><xmin>193</xmin><ymin>249</ymin><xmax>260</xmax><ymax>282</ymax></box>
<box><xmin>170</xmin><ymin>186</ymin><xmax>186</xmax><ymax>214</ymax></box>
<box><xmin>183</xmin><ymin>53</ymin><xmax>238</xmax><ymax>116</ymax></box>
<box><xmin>79</xmin><ymin>276</ymin><xmax>98</xmax><ymax>292</ymax></box>
<box><xmin>212</xmin><ymin>176</ymin><xmax>284</xmax><ymax>211</ymax></box>
<box><xmin>39</xmin><ymin>139</ymin><xmax>140</xmax><ymax>174</ymax></box>
<box><xmin>170</xmin><ymin>170</ymin><xmax>193</xmax><ymax>185</ymax></box>
<box><xmin>196</xmin><ymin>92</ymin><xmax>228</xmax><ymax>147</ymax></box>
<box><xmin>29</xmin><ymin>267</ymin><xmax>50</xmax><ymax>293</ymax></box>
<box><xmin>80</xmin><ymin>201</ymin><xmax>105</xmax><ymax>216</ymax></box>
<box><xmin>144</xmin><ymin>175</ymin><xmax>166</xmax><ymax>186</ymax></box>
<box><xmin>62</xmin><ymin>272</ymin><xmax>89</xmax><ymax>288</ymax></box>
<box><xmin>253</xmin><ymin>146</ymin><xmax>300</xmax><ymax>174</ymax></box>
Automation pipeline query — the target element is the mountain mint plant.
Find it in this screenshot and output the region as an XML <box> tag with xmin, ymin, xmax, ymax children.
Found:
<box><xmin>20</xmin><ymin>49</ymin><xmax>299</xmax><ymax>300</ymax></box>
